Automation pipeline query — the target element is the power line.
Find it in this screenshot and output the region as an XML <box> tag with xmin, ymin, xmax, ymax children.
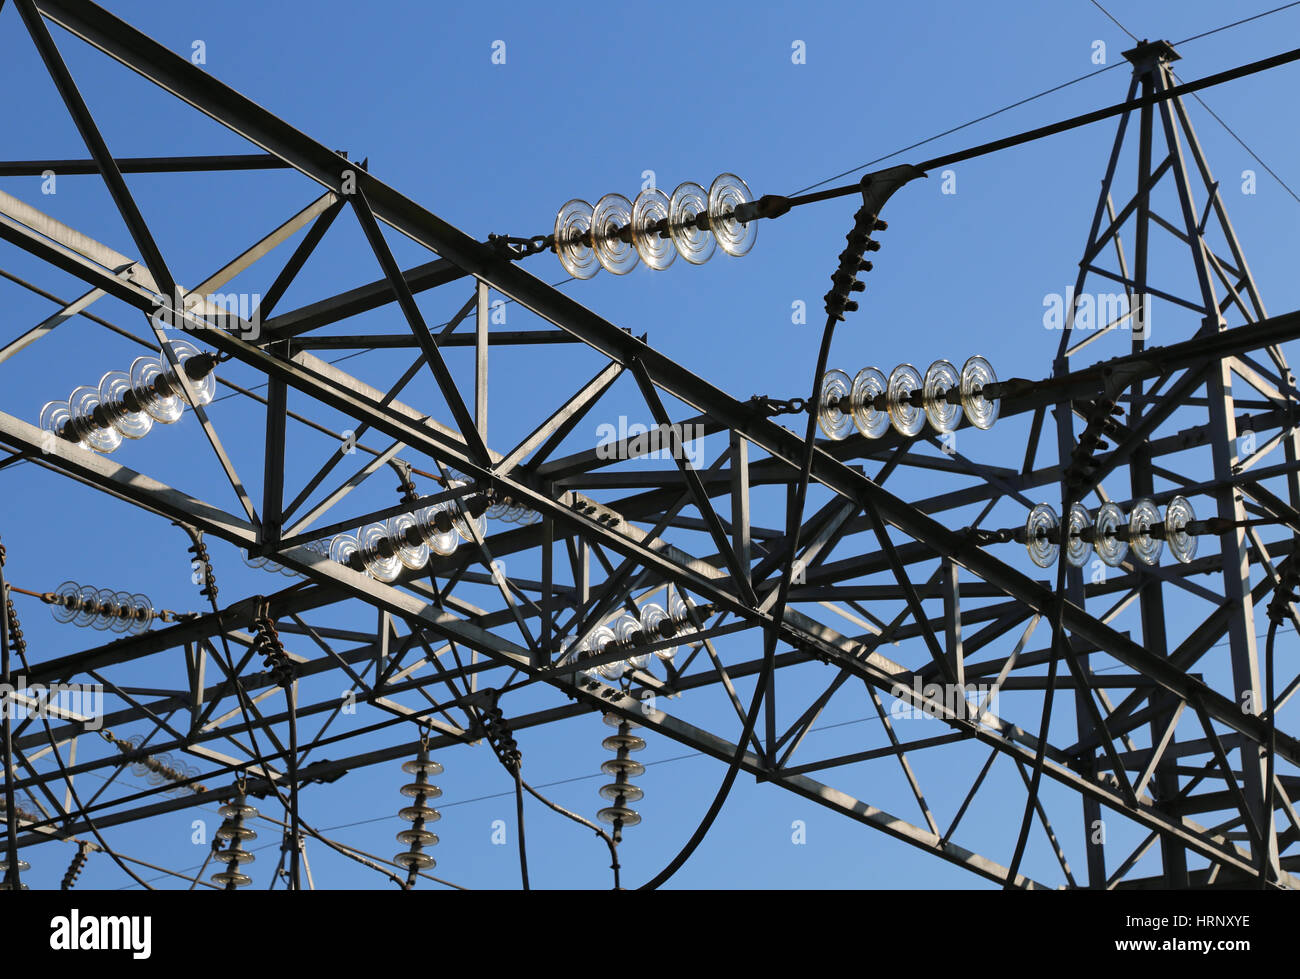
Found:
<box><xmin>785</xmin><ymin>63</ymin><xmax>1124</xmax><ymax>197</ymax></box>
<box><xmin>1175</xmin><ymin>81</ymin><xmax>1300</xmax><ymax>205</ymax></box>
<box><xmin>1175</xmin><ymin>2</ymin><xmax>1300</xmax><ymax>45</ymax></box>
<box><xmin>1090</xmin><ymin>0</ymin><xmax>1139</xmax><ymax>42</ymax></box>
<box><xmin>789</xmin><ymin>2</ymin><xmax>1300</xmax><ymax>198</ymax></box>
<box><xmin>1088</xmin><ymin>0</ymin><xmax>1300</xmax><ymax>205</ymax></box>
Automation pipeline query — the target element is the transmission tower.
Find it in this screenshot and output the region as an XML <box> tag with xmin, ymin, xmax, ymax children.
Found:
<box><xmin>0</xmin><ymin>1</ymin><xmax>1297</xmax><ymax>891</ymax></box>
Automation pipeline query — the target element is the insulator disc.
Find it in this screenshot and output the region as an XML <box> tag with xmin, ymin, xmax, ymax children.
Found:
<box><xmin>708</xmin><ymin>173</ymin><xmax>757</xmax><ymax>257</ymax></box>
<box><xmin>212</xmin><ymin>848</ymin><xmax>256</xmax><ymax>865</ymax></box>
<box><xmin>90</xmin><ymin>588</ymin><xmax>120</xmax><ymax>631</ymax></box>
<box><xmin>501</xmin><ymin>503</ymin><xmax>530</xmax><ymax>524</ymax></box>
<box><xmin>212</xmin><ymin>871</ymin><xmax>253</xmax><ymax>887</ymax></box>
<box><xmin>329</xmin><ymin>532</ymin><xmax>360</xmax><ymax>568</ymax></box>
<box><xmin>401</xmin><ymin>758</ymin><xmax>445</xmax><ymax>776</ymax></box>
<box><xmin>129</xmin><ymin>356</ymin><xmax>183</xmax><ymax>423</ymax></box>
<box><xmin>166</xmin><ymin>763</ymin><xmax>191</xmax><ymax>793</ymax></box>
<box><xmin>400</xmin><ymin>782</ymin><xmax>444</xmax><ymax>800</ymax></box>
<box><xmin>396</xmin><ymin>828</ymin><xmax>439</xmax><ymax>847</ymax></box>
<box><xmin>485</xmin><ymin>498</ymin><xmax>510</xmax><ymax>521</ymax></box>
<box><xmin>39</xmin><ymin>400</ymin><xmax>81</xmax><ymax>448</ymax></box>
<box><xmin>1129</xmin><ymin>497</ymin><xmax>1163</xmax><ymax>566</ymax></box>
<box><xmin>614</xmin><ymin>613</ymin><xmax>650</xmax><ymax>670</ymax></box>
<box><xmin>217</xmin><ymin>799</ymin><xmax>258</xmax><ymax>818</ymax></box>
<box><xmin>51</xmin><ymin>581</ymin><xmax>81</xmax><ymax>624</ymax></box>
<box><xmin>600</xmin><ymin>782</ymin><xmax>645</xmax><ymax>803</ymax></box>
<box><xmin>601</xmin><ymin>733</ymin><xmax>646</xmax><ymax>753</ymax></box>
<box><xmin>1065</xmin><ymin>502</ymin><xmax>1093</xmax><ymax>568</ymax></box>
<box><xmin>453</xmin><ymin>509</ymin><xmax>487</xmax><ymax>543</ymax></box>
<box><xmin>922</xmin><ymin>360</ymin><xmax>962</xmax><ymax>433</ymax></box>
<box><xmin>850</xmin><ymin>367</ymin><xmax>890</xmax><ymax>439</ymax></box>
<box><xmin>667</xmin><ymin>593</ymin><xmax>695</xmax><ymax>640</ymax></box>
<box><xmin>416</xmin><ymin>504</ymin><xmax>459</xmax><ymax>556</ymax></box>
<box><xmin>598</xmin><ymin>806</ymin><xmax>642</xmax><ymax>827</ymax></box>
<box><xmin>98</xmin><ymin>370</ymin><xmax>153</xmax><ymax>440</ymax></box>
<box><xmin>1025</xmin><ymin>503</ymin><xmax>1060</xmax><ymax>568</ymax></box>
<box><xmin>817</xmin><ymin>368</ymin><xmax>854</xmax><ymax>440</ymax></box>
<box><xmin>592</xmin><ymin>193</ymin><xmax>638</xmax><ymax>275</ymax></box>
<box><xmin>69</xmin><ymin>385</ymin><xmax>121</xmax><ymax>454</ymax></box>
<box><xmin>388</xmin><ymin>513</ymin><xmax>429</xmax><ymax>571</ymax></box>
<box><xmin>111</xmin><ymin>590</ymin><xmax>137</xmax><ymax>633</ymax></box>
<box><xmin>1165</xmin><ymin>495</ymin><xmax>1198</xmax><ymax>565</ymax></box>
<box><xmin>554</xmin><ymin>199</ymin><xmax>598</xmax><ymax>279</ymax></box>
<box><xmin>639</xmin><ymin>602</ymin><xmax>676</xmax><ymax>662</ymax></box>
<box><xmin>127</xmin><ymin>593</ymin><xmax>152</xmax><ymax>635</ymax></box>
<box><xmin>168</xmin><ymin>339</ymin><xmax>215</xmax><ymax>407</ymax></box>
<box><xmin>399</xmin><ymin>805</ymin><xmax>442</xmax><ymax>823</ymax></box>
<box><xmin>886</xmin><ymin>364</ymin><xmax>925</xmax><ymax>437</ymax></box>
<box><xmin>124</xmin><ymin>734</ymin><xmax>148</xmax><ymax>778</ymax></box>
<box><xmin>960</xmin><ymin>355</ymin><xmax>999</xmax><ymax>430</ymax></box>
<box><xmin>590</xmin><ymin>626</ymin><xmax>626</xmax><ymax>679</ymax></box>
<box><xmin>394</xmin><ymin>851</ymin><xmax>437</xmax><ymax>870</ymax></box>
<box><xmin>571</xmin><ymin>641</ymin><xmax>598</xmax><ymax>678</ymax></box>
<box><xmin>243</xmin><ymin>550</ymin><xmax>268</xmax><ymax>570</ymax></box>
<box><xmin>631</xmin><ymin>187</ymin><xmax>676</xmax><ymax>270</ymax></box>
<box><xmin>600</xmin><ymin>757</ymin><xmax>646</xmax><ymax>778</ymax></box>
<box><xmin>72</xmin><ymin>584</ymin><xmax>101</xmax><ymax>628</ymax></box>
<box><xmin>668</xmin><ymin>181</ymin><xmax>715</xmax><ymax>265</ymax></box>
<box><xmin>602</xmin><ymin>710</ymin><xmax>641</xmax><ymax>729</ymax></box>
<box><xmin>358</xmin><ymin>523</ymin><xmax>402</xmax><ymax>582</ymax></box>
<box><xmin>216</xmin><ymin>823</ymin><xmax>257</xmax><ymax>841</ymax></box>
<box><xmin>1094</xmin><ymin>502</ymin><xmax>1129</xmax><ymax>567</ymax></box>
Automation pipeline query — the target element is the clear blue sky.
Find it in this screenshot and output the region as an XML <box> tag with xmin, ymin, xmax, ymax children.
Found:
<box><xmin>1</xmin><ymin>0</ymin><xmax>1297</xmax><ymax>889</ymax></box>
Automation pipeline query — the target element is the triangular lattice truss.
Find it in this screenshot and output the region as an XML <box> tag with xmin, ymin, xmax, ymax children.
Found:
<box><xmin>0</xmin><ymin>4</ymin><xmax>1297</xmax><ymax>890</ymax></box>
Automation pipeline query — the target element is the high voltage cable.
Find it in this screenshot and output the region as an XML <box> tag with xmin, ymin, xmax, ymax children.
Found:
<box><xmin>790</xmin><ymin>2</ymin><xmax>1300</xmax><ymax>196</ymax></box>
<box><xmin>1090</xmin><ymin>0</ymin><xmax>1139</xmax><ymax>42</ymax></box>
<box><xmin>8</xmin><ymin>11</ymin><xmax>1295</xmax><ymax>433</ymax></box>
<box><xmin>7</xmin><ymin>6</ymin><xmax>1300</xmax><ymax>891</ymax></box>
<box><xmin>786</xmin><ymin>62</ymin><xmax>1124</xmax><ymax>197</ymax></box>
<box><xmin>1086</xmin><ymin>0</ymin><xmax>1300</xmax><ymax>205</ymax></box>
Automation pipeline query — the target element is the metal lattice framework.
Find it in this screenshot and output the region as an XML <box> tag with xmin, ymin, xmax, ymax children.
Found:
<box><xmin>1</xmin><ymin>1</ymin><xmax>1298</xmax><ymax>890</ymax></box>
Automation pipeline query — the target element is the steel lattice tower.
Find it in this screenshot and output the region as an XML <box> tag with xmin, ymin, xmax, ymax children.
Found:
<box><xmin>0</xmin><ymin>3</ymin><xmax>1297</xmax><ymax>890</ymax></box>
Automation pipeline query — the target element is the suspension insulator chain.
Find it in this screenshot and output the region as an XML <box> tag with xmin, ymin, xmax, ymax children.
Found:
<box><xmin>597</xmin><ymin>713</ymin><xmax>646</xmax><ymax>844</ymax></box>
<box><xmin>60</xmin><ymin>840</ymin><xmax>93</xmax><ymax>890</ymax></box>
<box><xmin>5</xmin><ymin>594</ymin><xmax>27</xmax><ymax>661</ymax></box>
<box><xmin>212</xmin><ymin>785</ymin><xmax>259</xmax><ymax>889</ymax></box>
<box><xmin>480</xmin><ymin>699</ymin><xmax>522</xmax><ymax>773</ymax></box>
<box><xmin>96</xmin><ymin>727</ymin><xmax>209</xmax><ymax>795</ymax></box>
<box><xmin>185</xmin><ymin>527</ymin><xmax>219</xmax><ymax>604</ymax></box>
<box><xmin>252</xmin><ymin>598</ymin><xmax>294</xmax><ymax>689</ymax></box>
<box><xmin>394</xmin><ymin>737</ymin><xmax>442</xmax><ymax>888</ymax></box>
<box><xmin>1064</xmin><ymin>393</ymin><xmax>1126</xmax><ymax>495</ymax></box>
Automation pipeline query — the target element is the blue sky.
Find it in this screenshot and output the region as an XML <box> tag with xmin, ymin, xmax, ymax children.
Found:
<box><xmin>1</xmin><ymin>0</ymin><xmax>1298</xmax><ymax>889</ymax></box>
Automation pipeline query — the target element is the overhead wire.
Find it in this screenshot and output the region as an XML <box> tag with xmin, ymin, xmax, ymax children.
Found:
<box><xmin>1089</xmin><ymin>0</ymin><xmax>1300</xmax><ymax>204</ymax></box>
<box><xmin>6</xmin><ymin>2</ymin><xmax>1300</xmax><ymax>891</ymax></box>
